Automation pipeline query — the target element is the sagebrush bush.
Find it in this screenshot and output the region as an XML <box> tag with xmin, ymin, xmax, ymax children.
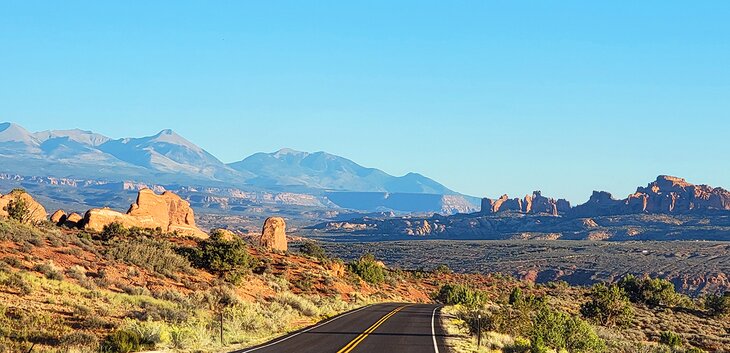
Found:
<box><xmin>100</xmin><ymin>330</ymin><xmax>142</xmax><ymax>353</ymax></box>
<box><xmin>107</xmin><ymin>238</ymin><xmax>192</xmax><ymax>277</ymax></box>
<box><xmin>659</xmin><ymin>330</ymin><xmax>682</xmax><ymax>347</ymax></box>
<box><xmin>33</xmin><ymin>261</ymin><xmax>64</xmax><ymax>281</ymax></box>
<box><xmin>1</xmin><ymin>272</ymin><xmax>32</xmax><ymax>295</ymax></box>
<box><xmin>274</xmin><ymin>292</ymin><xmax>319</xmax><ymax>317</ymax></box>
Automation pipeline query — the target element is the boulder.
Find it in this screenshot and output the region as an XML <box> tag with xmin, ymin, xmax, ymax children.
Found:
<box><xmin>65</xmin><ymin>213</ymin><xmax>83</xmax><ymax>228</ymax></box>
<box><xmin>0</xmin><ymin>190</ymin><xmax>47</xmax><ymax>223</ymax></box>
<box><xmin>50</xmin><ymin>209</ymin><xmax>67</xmax><ymax>224</ymax></box>
<box><xmin>258</xmin><ymin>217</ymin><xmax>287</xmax><ymax>251</ymax></box>
<box><xmin>82</xmin><ymin>188</ymin><xmax>207</xmax><ymax>238</ymax></box>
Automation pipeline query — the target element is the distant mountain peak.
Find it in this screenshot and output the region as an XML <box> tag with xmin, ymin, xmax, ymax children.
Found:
<box><xmin>273</xmin><ymin>148</ymin><xmax>309</xmax><ymax>158</ymax></box>
<box><xmin>0</xmin><ymin>121</ymin><xmax>37</xmax><ymax>144</ymax></box>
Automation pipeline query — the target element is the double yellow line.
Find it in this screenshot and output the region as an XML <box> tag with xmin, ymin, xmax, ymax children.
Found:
<box><xmin>336</xmin><ymin>305</ymin><xmax>408</xmax><ymax>353</ymax></box>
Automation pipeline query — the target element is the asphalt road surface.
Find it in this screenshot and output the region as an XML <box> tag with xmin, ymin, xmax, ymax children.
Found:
<box><xmin>233</xmin><ymin>303</ymin><xmax>448</xmax><ymax>353</ymax></box>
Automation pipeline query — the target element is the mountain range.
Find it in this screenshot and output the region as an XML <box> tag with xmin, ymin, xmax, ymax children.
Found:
<box><xmin>0</xmin><ymin>122</ymin><xmax>478</xmax><ymax>214</ymax></box>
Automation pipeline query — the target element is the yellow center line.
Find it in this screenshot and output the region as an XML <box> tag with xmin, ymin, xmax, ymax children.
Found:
<box><xmin>336</xmin><ymin>305</ymin><xmax>408</xmax><ymax>353</ymax></box>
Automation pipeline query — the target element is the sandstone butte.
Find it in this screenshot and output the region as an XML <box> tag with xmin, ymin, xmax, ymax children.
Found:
<box><xmin>258</xmin><ymin>216</ymin><xmax>288</xmax><ymax>252</ymax></box>
<box><xmin>0</xmin><ymin>189</ymin><xmax>47</xmax><ymax>223</ymax></box>
<box><xmin>82</xmin><ymin>188</ymin><xmax>208</xmax><ymax>239</ymax></box>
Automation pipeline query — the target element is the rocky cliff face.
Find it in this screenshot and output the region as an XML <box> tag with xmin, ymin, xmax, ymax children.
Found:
<box><xmin>82</xmin><ymin>189</ymin><xmax>208</xmax><ymax>238</ymax></box>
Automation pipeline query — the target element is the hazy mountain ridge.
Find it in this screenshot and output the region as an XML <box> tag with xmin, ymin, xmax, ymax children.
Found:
<box><xmin>0</xmin><ymin>122</ymin><xmax>477</xmax><ymax>214</ymax></box>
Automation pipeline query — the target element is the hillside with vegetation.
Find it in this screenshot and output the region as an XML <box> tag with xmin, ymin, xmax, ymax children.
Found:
<box><xmin>0</xmin><ymin>192</ymin><xmax>728</xmax><ymax>353</ymax></box>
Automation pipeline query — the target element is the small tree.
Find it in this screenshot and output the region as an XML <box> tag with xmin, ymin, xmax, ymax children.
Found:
<box><xmin>618</xmin><ymin>274</ymin><xmax>678</xmax><ymax>307</ymax></box>
<box><xmin>580</xmin><ymin>283</ymin><xmax>633</xmax><ymax>327</ymax></box>
<box><xmin>348</xmin><ymin>253</ymin><xmax>385</xmax><ymax>284</ymax></box>
<box><xmin>298</xmin><ymin>241</ymin><xmax>327</xmax><ymax>260</ymax></box>
<box><xmin>102</xmin><ymin>222</ymin><xmax>130</xmax><ymax>240</ymax></box>
<box><xmin>197</xmin><ymin>233</ymin><xmax>255</xmax><ymax>284</ymax></box>
<box><xmin>704</xmin><ymin>292</ymin><xmax>730</xmax><ymax>317</ymax></box>
<box><xmin>436</xmin><ymin>284</ymin><xmax>487</xmax><ymax>307</ymax></box>
<box><xmin>4</xmin><ymin>191</ymin><xmax>32</xmax><ymax>224</ymax></box>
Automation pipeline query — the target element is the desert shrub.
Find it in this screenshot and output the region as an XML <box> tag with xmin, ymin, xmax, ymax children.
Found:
<box><xmin>659</xmin><ymin>331</ymin><xmax>682</xmax><ymax>347</ymax></box>
<box><xmin>66</xmin><ymin>265</ymin><xmax>87</xmax><ymax>281</ymax></box>
<box><xmin>61</xmin><ymin>331</ymin><xmax>99</xmax><ymax>349</ymax></box>
<box><xmin>433</xmin><ymin>264</ymin><xmax>452</xmax><ymax>275</ymax></box>
<box><xmin>1</xmin><ymin>272</ymin><xmax>32</xmax><ymax>295</ymax></box>
<box><xmin>107</xmin><ymin>238</ymin><xmax>191</xmax><ymax>277</ymax></box>
<box><xmin>704</xmin><ymin>291</ymin><xmax>730</xmax><ymax>317</ymax></box>
<box><xmin>436</xmin><ymin>284</ymin><xmax>487</xmax><ymax>307</ymax></box>
<box><xmin>100</xmin><ymin>329</ymin><xmax>142</xmax><ymax>353</ymax></box>
<box><xmin>185</xmin><ymin>233</ymin><xmax>256</xmax><ymax>284</ymax></box>
<box><xmin>298</xmin><ymin>241</ymin><xmax>327</xmax><ymax>259</ymax></box>
<box><xmin>274</xmin><ymin>292</ymin><xmax>319</xmax><ymax>317</ymax></box>
<box><xmin>101</xmin><ymin>222</ymin><xmax>130</xmax><ymax>240</ymax></box>
<box><xmin>618</xmin><ymin>274</ymin><xmax>678</xmax><ymax>307</ymax></box>
<box><xmin>531</xmin><ymin>307</ymin><xmax>605</xmax><ymax>353</ymax></box>
<box><xmin>123</xmin><ymin>319</ymin><xmax>170</xmax><ymax>348</ymax></box>
<box><xmin>1</xmin><ymin>257</ymin><xmax>21</xmax><ymax>268</ymax></box>
<box><xmin>348</xmin><ymin>253</ymin><xmax>385</xmax><ymax>284</ymax></box>
<box><xmin>509</xmin><ymin>287</ymin><xmax>524</xmax><ymax>305</ymax></box>
<box><xmin>33</xmin><ymin>261</ymin><xmax>64</xmax><ymax>280</ymax></box>
<box><xmin>4</xmin><ymin>191</ymin><xmax>33</xmax><ymax>224</ymax></box>
<box><xmin>580</xmin><ymin>283</ymin><xmax>633</xmax><ymax>327</ymax></box>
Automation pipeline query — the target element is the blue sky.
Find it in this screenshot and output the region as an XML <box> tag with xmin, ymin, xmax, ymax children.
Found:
<box><xmin>1</xmin><ymin>1</ymin><xmax>729</xmax><ymax>203</ymax></box>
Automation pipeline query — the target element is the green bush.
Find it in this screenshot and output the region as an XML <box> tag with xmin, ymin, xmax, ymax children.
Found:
<box><xmin>704</xmin><ymin>291</ymin><xmax>730</xmax><ymax>317</ymax></box>
<box><xmin>433</xmin><ymin>264</ymin><xmax>452</xmax><ymax>275</ymax></box>
<box><xmin>618</xmin><ymin>274</ymin><xmax>678</xmax><ymax>307</ymax></box>
<box><xmin>298</xmin><ymin>241</ymin><xmax>327</xmax><ymax>259</ymax></box>
<box><xmin>659</xmin><ymin>330</ymin><xmax>682</xmax><ymax>347</ymax></box>
<box><xmin>436</xmin><ymin>284</ymin><xmax>487</xmax><ymax>307</ymax></box>
<box><xmin>348</xmin><ymin>253</ymin><xmax>385</xmax><ymax>284</ymax></box>
<box><xmin>100</xmin><ymin>329</ymin><xmax>142</xmax><ymax>353</ymax></box>
<box><xmin>102</xmin><ymin>222</ymin><xmax>130</xmax><ymax>240</ymax></box>
<box><xmin>190</xmin><ymin>233</ymin><xmax>256</xmax><ymax>284</ymax></box>
<box><xmin>531</xmin><ymin>307</ymin><xmax>604</xmax><ymax>353</ymax></box>
<box><xmin>580</xmin><ymin>283</ymin><xmax>633</xmax><ymax>327</ymax></box>
<box><xmin>5</xmin><ymin>194</ymin><xmax>31</xmax><ymax>224</ymax></box>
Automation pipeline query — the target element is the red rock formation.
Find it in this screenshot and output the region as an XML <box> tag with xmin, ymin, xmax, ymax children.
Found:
<box><xmin>82</xmin><ymin>188</ymin><xmax>207</xmax><ymax>238</ymax></box>
<box><xmin>481</xmin><ymin>191</ymin><xmax>569</xmax><ymax>216</ymax></box>
<box><xmin>50</xmin><ymin>209</ymin><xmax>67</xmax><ymax>224</ymax></box>
<box><xmin>258</xmin><ymin>217</ymin><xmax>287</xmax><ymax>251</ymax></box>
<box><xmin>0</xmin><ymin>190</ymin><xmax>47</xmax><ymax>223</ymax></box>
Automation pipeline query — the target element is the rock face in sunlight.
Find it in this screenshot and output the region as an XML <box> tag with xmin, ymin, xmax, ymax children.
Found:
<box><xmin>0</xmin><ymin>189</ymin><xmax>47</xmax><ymax>223</ymax></box>
<box><xmin>481</xmin><ymin>191</ymin><xmax>570</xmax><ymax>216</ymax></box>
<box><xmin>82</xmin><ymin>188</ymin><xmax>208</xmax><ymax>238</ymax></box>
<box><xmin>259</xmin><ymin>217</ymin><xmax>288</xmax><ymax>251</ymax></box>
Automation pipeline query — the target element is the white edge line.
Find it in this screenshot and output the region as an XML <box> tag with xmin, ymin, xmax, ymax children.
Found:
<box><xmin>431</xmin><ymin>306</ymin><xmax>440</xmax><ymax>353</ymax></box>
<box><xmin>237</xmin><ymin>304</ymin><xmax>373</xmax><ymax>353</ymax></box>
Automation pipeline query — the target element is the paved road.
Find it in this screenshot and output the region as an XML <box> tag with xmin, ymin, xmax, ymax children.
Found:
<box><xmin>233</xmin><ymin>303</ymin><xmax>448</xmax><ymax>353</ymax></box>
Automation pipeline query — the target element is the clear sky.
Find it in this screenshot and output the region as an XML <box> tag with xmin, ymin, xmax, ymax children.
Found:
<box><xmin>1</xmin><ymin>1</ymin><xmax>729</xmax><ymax>203</ymax></box>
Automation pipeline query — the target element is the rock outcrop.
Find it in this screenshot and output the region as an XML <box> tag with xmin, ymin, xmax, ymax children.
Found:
<box><xmin>258</xmin><ymin>217</ymin><xmax>287</xmax><ymax>251</ymax></box>
<box><xmin>50</xmin><ymin>209</ymin><xmax>67</xmax><ymax>224</ymax></box>
<box><xmin>481</xmin><ymin>191</ymin><xmax>570</xmax><ymax>216</ymax></box>
<box><xmin>571</xmin><ymin>176</ymin><xmax>730</xmax><ymax>216</ymax></box>
<box><xmin>0</xmin><ymin>190</ymin><xmax>47</xmax><ymax>223</ymax></box>
<box><xmin>82</xmin><ymin>189</ymin><xmax>207</xmax><ymax>238</ymax></box>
